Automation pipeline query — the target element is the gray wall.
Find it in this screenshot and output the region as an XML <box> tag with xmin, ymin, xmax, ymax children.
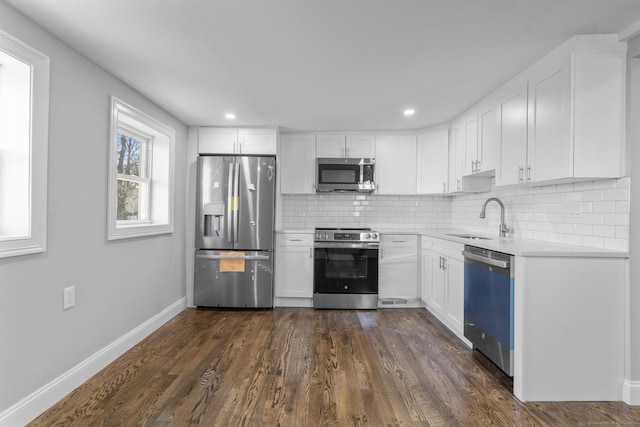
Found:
<box><xmin>627</xmin><ymin>35</ymin><xmax>640</xmax><ymax>383</ymax></box>
<box><xmin>0</xmin><ymin>1</ymin><xmax>187</xmax><ymax>412</ymax></box>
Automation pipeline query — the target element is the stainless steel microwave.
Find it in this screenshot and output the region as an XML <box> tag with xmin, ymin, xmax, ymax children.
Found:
<box><xmin>316</xmin><ymin>158</ymin><xmax>375</xmax><ymax>192</ymax></box>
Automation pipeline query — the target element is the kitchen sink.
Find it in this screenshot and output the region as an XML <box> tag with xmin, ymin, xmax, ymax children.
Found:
<box><xmin>445</xmin><ymin>233</ymin><xmax>493</xmax><ymax>240</ymax></box>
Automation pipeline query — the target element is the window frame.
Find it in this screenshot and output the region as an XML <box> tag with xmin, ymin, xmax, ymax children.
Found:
<box><xmin>116</xmin><ymin>126</ymin><xmax>152</xmax><ymax>224</ymax></box>
<box><xmin>0</xmin><ymin>28</ymin><xmax>49</xmax><ymax>259</ymax></box>
<box><xmin>107</xmin><ymin>96</ymin><xmax>175</xmax><ymax>240</ymax></box>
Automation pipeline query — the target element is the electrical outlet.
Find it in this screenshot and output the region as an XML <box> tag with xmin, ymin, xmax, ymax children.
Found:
<box><xmin>63</xmin><ymin>286</ymin><xmax>75</xmax><ymax>310</ymax></box>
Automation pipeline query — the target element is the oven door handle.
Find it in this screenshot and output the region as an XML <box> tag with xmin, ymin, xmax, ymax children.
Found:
<box><xmin>314</xmin><ymin>242</ymin><xmax>380</xmax><ymax>249</ymax></box>
<box><xmin>462</xmin><ymin>250</ymin><xmax>509</xmax><ymax>268</ymax></box>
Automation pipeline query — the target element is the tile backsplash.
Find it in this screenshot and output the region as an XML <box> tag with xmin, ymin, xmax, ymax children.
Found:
<box><xmin>281</xmin><ymin>177</ymin><xmax>630</xmax><ymax>251</ymax></box>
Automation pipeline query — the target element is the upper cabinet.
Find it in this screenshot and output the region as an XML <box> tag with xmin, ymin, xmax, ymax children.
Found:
<box><xmin>417</xmin><ymin>128</ymin><xmax>449</xmax><ymax>194</ymax></box>
<box><xmin>375</xmin><ymin>135</ymin><xmax>417</xmax><ymax>194</ymax></box>
<box><xmin>198</xmin><ymin>127</ymin><xmax>277</xmax><ymax>155</ymax></box>
<box><xmin>316</xmin><ymin>133</ymin><xmax>375</xmax><ymax>158</ymax></box>
<box><xmin>279</xmin><ymin>134</ymin><xmax>316</xmax><ymax>194</ymax></box>
<box><xmin>496</xmin><ymin>35</ymin><xmax>626</xmax><ymax>186</ymax></box>
<box><xmin>495</xmin><ymin>81</ymin><xmax>529</xmax><ymax>186</ymax></box>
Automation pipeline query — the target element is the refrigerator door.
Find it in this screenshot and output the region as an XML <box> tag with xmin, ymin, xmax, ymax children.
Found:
<box><xmin>194</xmin><ymin>250</ymin><xmax>273</xmax><ymax>308</ymax></box>
<box><xmin>196</xmin><ymin>156</ymin><xmax>234</xmax><ymax>250</ymax></box>
<box><xmin>235</xmin><ymin>156</ymin><xmax>276</xmax><ymax>250</ymax></box>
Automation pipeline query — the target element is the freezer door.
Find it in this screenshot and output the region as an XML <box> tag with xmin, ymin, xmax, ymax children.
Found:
<box><xmin>235</xmin><ymin>156</ymin><xmax>276</xmax><ymax>250</ymax></box>
<box><xmin>194</xmin><ymin>250</ymin><xmax>274</xmax><ymax>308</ymax></box>
<box><xmin>195</xmin><ymin>156</ymin><xmax>234</xmax><ymax>250</ymax></box>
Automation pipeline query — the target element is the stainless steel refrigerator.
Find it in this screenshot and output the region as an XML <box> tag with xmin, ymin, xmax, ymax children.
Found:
<box><xmin>194</xmin><ymin>155</ymin><xmax>276</xmax><ymax>308</ymax></box>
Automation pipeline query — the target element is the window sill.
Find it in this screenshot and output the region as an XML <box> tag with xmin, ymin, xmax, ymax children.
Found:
<box><xmin>107</xmin><ymin>222</ymin><xmax>173</xmax><ymax>241</ymax></box>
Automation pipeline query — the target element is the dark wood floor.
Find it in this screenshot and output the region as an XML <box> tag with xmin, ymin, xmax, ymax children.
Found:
<box><xmin>29</xmin><ymin>308</ymin><xmax>640</xmax><ymax>426</ymax></box>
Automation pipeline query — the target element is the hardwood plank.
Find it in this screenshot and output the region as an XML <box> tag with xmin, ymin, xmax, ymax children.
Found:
<box><xmin>28</xmin><ymin>308</ymin><xmax>640</xmax><ymax>427</ymax></box>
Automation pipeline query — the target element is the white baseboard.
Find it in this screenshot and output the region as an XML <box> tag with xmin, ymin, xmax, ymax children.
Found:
<box><xmin>0</xmin><ymin>297</ymin><xmax>186</xmax><ymax>427</ymax></box>
<box><xmin>623</xmin><ymin>379</ymin><xmax>640</xmax><ymax>405</ymax></box>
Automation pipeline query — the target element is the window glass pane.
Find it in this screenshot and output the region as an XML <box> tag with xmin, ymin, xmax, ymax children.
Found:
<box><xmin>116</xmin><ymin>133</ymin><xmax>142</xmax><ymax>177</ymax></box>
<box><xmin>117</xmin><ymin>179</ymin><xmax>140</xmax><ymax>220</ymax></box>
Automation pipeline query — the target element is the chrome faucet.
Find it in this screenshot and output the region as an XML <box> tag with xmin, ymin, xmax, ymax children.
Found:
<box><xmin>480</xmin><ymin>197</ymin><xmax>508</xmax><ymax>238</ymax></box>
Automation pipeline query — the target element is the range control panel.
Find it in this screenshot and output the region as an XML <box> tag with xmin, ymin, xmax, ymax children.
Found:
<box><xmin>314</xmin><ymin>228</ymin><xmax>379</xmax><ymax>242</ymax></box>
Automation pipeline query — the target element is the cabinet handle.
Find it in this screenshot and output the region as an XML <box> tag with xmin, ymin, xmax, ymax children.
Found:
<box><xmin>518</xmin><ymin>166</ymin><xmax>524</xmax><ymax>183</ymax></box>
<box><xmin>442</xmin><ymin>257</ymin><xmax>447</xmax><ymax>271</ymax></box>
<box><xmin>289</xmin><ymin>239</ymin><xmax>301</xmax><ymax>242</ymax></box>
<box><xmin>345</xmin><ymin>147</ymin><xmax>349</xmax><ymax>158</ymax></box>
<box><xmin>438</xmin><ymin>256</ymin><xmax>443</xmax><ymax>270</ymax></box>
<box><xmin>526</xmin><ymin>166</ymin><xmax>531</xmax><ymax>182</ymax></box>
<box><xmin>310</xmin><ymin>247</ymin><xmax>313</xmax><ymax>258</ymax></box>
<box><xmin>442</xmin><ymin>182</ymin><xmax>447</xmax><ymax>193</ymax></box>
<box><xmin>457</xmin><ymin>179</ymin><xmax>461</xmax><ymax>191</ymax></box>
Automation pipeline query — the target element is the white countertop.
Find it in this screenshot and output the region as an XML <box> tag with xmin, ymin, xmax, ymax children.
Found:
<box><xmin>419</xmin><ymin>229</ymin><xmax>628</xmax><ymax>258</ymax></box>
<box><xmin>277</xmin><ymin>228</ymin><xmax>628</xmax><ymax>257</ymax></box>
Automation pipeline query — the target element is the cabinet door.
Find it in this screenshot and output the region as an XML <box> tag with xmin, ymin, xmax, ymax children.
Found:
<box><xmin>379</xmin><ymin>235</ymin><xmax>418</xmax><ymax>299</ymax></box>
<box><xmin>429</xmin><ymin>253</ymin><xmax>446</xmax><ymax>316</ymax></box>
<box><xmin>279</xmin><ymin>134</ymin><xmax>316</xmax><ymax>194</ymax></box>
<box><xmin>463</xmin><ymin>113</ymin><xmax>478</xmax><ymax>176</ymax></box>
<box><xmin>477</xmin><ymin>99</ymin><xmax>499</xmax><ymax>173</ymax></box>
<box><xmin>496</xmin><ymin>82</ymin><xmax>528</xmax><ymax>186</ymax></box>
<box><xmin>346</xmin><ymin>134</ymin><xmax>375</xmax><ymax>158</ymax></box>
<box><xmin>451</xmin><ymin>123</ymin><xmax>464</xmax><ymax>192</ymax></box>
<box><xmin>417</xmin><ymin>130</ymin><xmax>448</xmax><ymax>194</ymax></box>
<box><xmin>274</xmin><ymin>235</ymin><xmax>313</xmax><ymax>298</ymax></box>
<box><xmin>445</xmin><ymin>256</ymin><xmax>464</xmax><ymax>334</ymax></box>
<box><xmin>375</xmin><ymin>135</ymin><xmax>417</xmax><ymax>194</ymax></box>
<box><xmin>527</xmin><ymin>57</ymin><xmax>572</xmax><ymax>182</ymax></box>
<box><xmin>316</xmin><ymin>134</ymin><xmax>345</xmax><ymax>157</ymax></box>
<box><xmin>198</xmin><ymin>128</ymin><xmax>237</xmax><ymax>154</ymax></box>
<box><xmin>239</xmin><ymin>128</ymin><xmax>277</xmax><ymax>155</ymax></box>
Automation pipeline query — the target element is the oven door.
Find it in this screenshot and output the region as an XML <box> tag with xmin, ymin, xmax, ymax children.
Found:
<box><xmin>313</xmin><ymin>244</ymin><xmax>378</xmax><ymax>294</ymax></box>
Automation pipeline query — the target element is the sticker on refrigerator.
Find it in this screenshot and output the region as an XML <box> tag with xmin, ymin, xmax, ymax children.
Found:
<box><xmin>231</xmin><ymin>196</ymin><xmax>239</xmax><ymax>210</ymax></box>
<box><xmin>220</xmin><ymin>252</ymin><xmax>245</xmax><ymax>272</ymax></box>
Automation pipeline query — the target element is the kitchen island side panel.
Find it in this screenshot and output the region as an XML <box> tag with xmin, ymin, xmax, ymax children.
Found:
<box><xmin>513</xmin><ymin>256</ymin><xmax>626</xmax><ymax>401</ymax></box>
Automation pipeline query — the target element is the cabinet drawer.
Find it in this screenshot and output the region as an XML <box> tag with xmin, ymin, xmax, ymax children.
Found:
<box><xmin>422</xmin><ymin>236</ymin><xmax>464</xmax><ymax>261</ymax></box>
<box><xmin>276</xmin><ymin>233</ymin><xmax>313</xmax><ymax>247</ymax></box>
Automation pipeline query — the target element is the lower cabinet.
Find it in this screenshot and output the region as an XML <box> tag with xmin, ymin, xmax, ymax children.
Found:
<box><xmin>379</xmin><ymin>234</ymin><xmax>419</xmax><ymax>301</ymax></box>
<box><xmin>421</xmin><ymin>236</ymin><xmax>466</xmax><ymax>340</ymax></box>
<box><xmin>274</xmin><ymin>233</ymin><xmax>314</xmax><ymax>304</ymax></box>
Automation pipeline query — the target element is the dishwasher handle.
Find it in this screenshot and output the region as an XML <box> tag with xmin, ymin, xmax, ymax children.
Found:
<box><xmin>462</xmin><ymin>250</ymin><xmax>509</xmax><ymax>269</ymax></box>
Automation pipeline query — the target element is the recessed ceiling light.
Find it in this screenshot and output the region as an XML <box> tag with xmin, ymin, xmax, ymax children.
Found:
<box><xmin>225</xmin><ymin>113</ymin><xmax>236</xmax><ymax>120</ymax></box>
<box><xmin>404</xmin><ymin>108</ymin><xmax>415</xmax><ymax>116</ymax></box>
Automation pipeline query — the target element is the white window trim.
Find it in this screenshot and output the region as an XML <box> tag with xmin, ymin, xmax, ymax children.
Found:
<box><xmin>0</xmin><ymin>29</ymin><xmax>49</xmax><ymax>258</ymax></box>
<box><xmin>107</xmin><ymin>96</ymin><xmax>175</xmax><ymax>240</ymax></box>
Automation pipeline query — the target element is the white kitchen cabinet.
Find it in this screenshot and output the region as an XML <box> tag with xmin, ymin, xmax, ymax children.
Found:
<box><xmin>449</xmin><ymin>114</ymin><xmax>491</xmax><ymax>193</ymax></box>
<box><xmin>420</xmin><ymin>236</ymin><xmax>466</xmax><ymax>340</ymax></box>
<box><xmin>316</xmin><ymin>133</ymin><xmax>375</xmax><ymax>158</ymax></box>
<box><xmin>375</xmin><ymin>135</ymin><xmax>417</xmax><ymax>194</ymax></box>
<box><xmin>279</xmin><ymin>134</ymin><xmax>316</xmax><ymax>194</ymax></box>
<box><xmin>346</xmin><ymin>134</ymin><xmax>376</xmax><ymax>158</ymax></box>
<box><xmin>417</xmin><ymin>128</ymin><xmax>449</xmax><ymax>194</ymax></box>
<box><xmin>198</xmin><ymin>127</ymin><xmax>277</xmax><ymax>155</ymax></box>
<box><xmin>476</xmin><ymin>97</ymin><xmax>500</xmax><ymax>174</ymax></box>
<box><xmin>274</xmin><ymin>233</ymin><xmax>314</xmax><ymax>302</ymax></box>
<box><xmin>379</xmin><ymin>234</ymin><xmax>418</xmax><ymax>301</ymax></box>
<box><xmin>495</xmin><ymin>81</ymin><xmax>529</xmax><ymax>186</ymax></box>
<box><xmin>494</xmin><ymin>34</ymin><xmax>625</xmax><ymax>186</ymax></box>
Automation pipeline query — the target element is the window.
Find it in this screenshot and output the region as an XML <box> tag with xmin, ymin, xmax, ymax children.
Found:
<box><xmin>107</xmin><ymin>96</ymin><xmax>175</xmax><ymax>240</ymax></box>
<box><xmin>0</xmin><ymin>29</ymin><xmax>49</xmax><ymax>258</ymax></box>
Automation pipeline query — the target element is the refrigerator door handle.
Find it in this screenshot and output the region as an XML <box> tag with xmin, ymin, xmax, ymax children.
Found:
<box><xmin>227</xmin><ymin>162</ymin><xmax>234</xmax><ymax>244</ymax></box>
<box><xmin>233</xmin><ymin>159</ymin><xmax>240</xmax><ymax>243</ymax></box>
<box><xmin>196</xmin><ymin>254</ymin><xmax>270</xmax><ymax>261</ymax></box>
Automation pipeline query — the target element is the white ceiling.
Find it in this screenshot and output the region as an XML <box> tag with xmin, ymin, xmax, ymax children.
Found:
<box><xmin>6</xmin><ymin>0</ymin><xmax>640</xmax><ymax>131</ymax></box>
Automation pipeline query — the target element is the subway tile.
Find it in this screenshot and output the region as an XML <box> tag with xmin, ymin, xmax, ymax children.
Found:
<box><xmin>593</xmin><ymin>225</ymin><xmax>615</xmax><ymax>238</ymax></box>
<box><xmin>604</xmin><ymin>188</ymin><xmax>628</xmax><ymax>201</ymax></box>
<box><xmin>582</xmin><ymin>190</ymin><xmax>604</xmax><ymax>202</ymax></box>
<box><xmin>582</xmin><ymin>235</ymin><xmax>604</xmax><ymax>248</ymax></box>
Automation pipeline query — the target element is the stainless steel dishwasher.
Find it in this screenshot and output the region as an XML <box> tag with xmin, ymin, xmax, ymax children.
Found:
<box><xmin>462</xmin><ymin>245</ymin><xmax>515</xmax><ymax>376</ymax></box>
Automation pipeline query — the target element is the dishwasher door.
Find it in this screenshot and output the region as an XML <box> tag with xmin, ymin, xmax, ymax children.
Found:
<box><xmin>462</xmin><ymin>245</ymin><xmax>514</xmax><ymax>376</ymax></box>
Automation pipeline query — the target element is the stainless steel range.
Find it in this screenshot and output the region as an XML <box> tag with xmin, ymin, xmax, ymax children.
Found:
<box><xmin>313</xmin><ymin>228</ymin><xmax>379</xmax><ymax>309</ymax></box>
